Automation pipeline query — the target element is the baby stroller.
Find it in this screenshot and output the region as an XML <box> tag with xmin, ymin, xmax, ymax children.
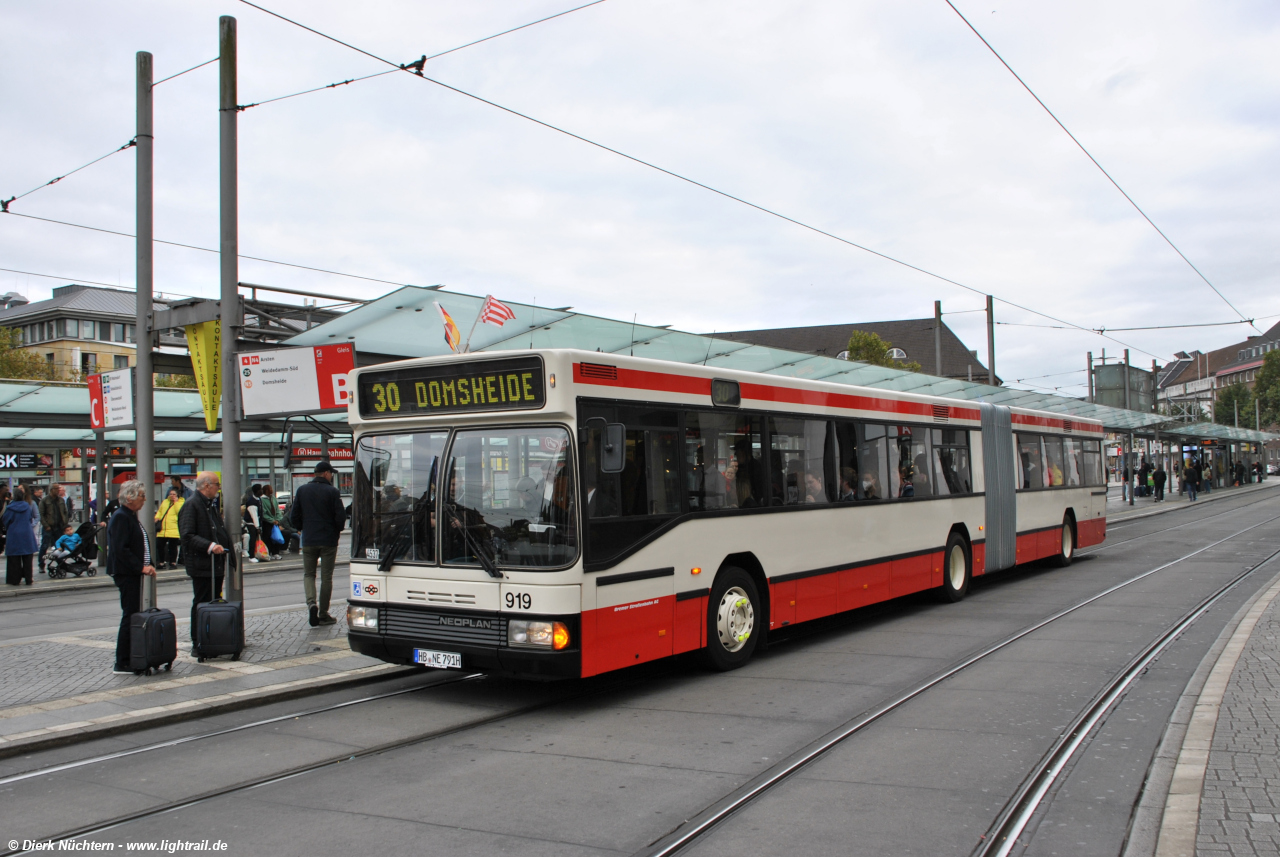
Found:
<box><xmin>46</xmin><ymin>521</ymin><xmax>100</xmax><ymax>579</ymax></box>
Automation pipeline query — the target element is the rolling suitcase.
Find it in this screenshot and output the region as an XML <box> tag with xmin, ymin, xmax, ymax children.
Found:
<box><xmin>194</xmin><ymin>554</ymin><xmax>244</xmax><ymax>662</ymax></box>
<box><xmin>130</xmin><ymin>607</ymin><xmax>177</xmax><ymax>675</ymax></box>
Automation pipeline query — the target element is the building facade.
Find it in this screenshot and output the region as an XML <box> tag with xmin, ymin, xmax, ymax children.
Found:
<box><xmin>0</xmin><ymin>285</ymin><xmax>144</xmax><ymax>379</ymax></box>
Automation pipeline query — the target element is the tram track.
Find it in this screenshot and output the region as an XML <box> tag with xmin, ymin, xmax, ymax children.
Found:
<box><xmin>6</xmin><ymin>503</ymin><xmax>1278</xmax><ymax>855</ymax></box>
<box><xmin>635</xmin><ymin>511</ymin><xmax>1280</xmax><ymax>857</ymax></box>
<box><xmin>1079</xmin><ymin>486</ymin><xmax>1280</xmax><ymax>556</ymax></box>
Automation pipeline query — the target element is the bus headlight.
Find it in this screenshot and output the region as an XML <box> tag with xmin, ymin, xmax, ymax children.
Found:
<box><xmin>348</xmin><ymin>605</ymin><xmax>378</xmax><ymax>630</ymax></box>
<box><xmin>508</xmin><ymin>620</ymin><xmax>570</xmax><ymax>650</ymax></box>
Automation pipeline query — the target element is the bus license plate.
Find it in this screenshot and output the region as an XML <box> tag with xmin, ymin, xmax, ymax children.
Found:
<box><xmin>413</xmin><ymin>648</ymin><xmax>462</xmax><ymax>669</ymax></box>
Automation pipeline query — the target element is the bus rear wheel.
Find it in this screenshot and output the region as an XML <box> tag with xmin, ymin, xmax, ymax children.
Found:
<box><xmin>701</xmin><ymin>567</ymin><xmax>761</xmax><ymax>671</ymax></box>
<box><xmin>1052</xmin><ymin>515</ymin><xmax>1076</xmax><ymax>567</ymax></box>
<box><xmin>938</xmin><ymin>532</ymin><xmax>971</xmax><ymax>603</ymax></box>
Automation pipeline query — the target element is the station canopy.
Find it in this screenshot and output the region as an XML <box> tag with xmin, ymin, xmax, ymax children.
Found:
<box><xmin>286</xmin><ymin>286</ymin><xmax>1278</xmax><ymax>444</ymax></box>
<box><xmin>0</xmin><ymin>382</ymin><xmax>345</xmax><ymax>447</ymax></box>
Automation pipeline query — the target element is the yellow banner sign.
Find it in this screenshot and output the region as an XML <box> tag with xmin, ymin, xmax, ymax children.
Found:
<box><xmin>185</xmin><ymin>321</ymin><xmax>221</xmax><ymax>432</ymax></box>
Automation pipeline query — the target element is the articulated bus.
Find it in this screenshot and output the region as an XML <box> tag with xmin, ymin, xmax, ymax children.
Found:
<box><xmin>345</xmin><ymin>349</ymin><xmax>1107</xmax><ymax>678</ymax></box>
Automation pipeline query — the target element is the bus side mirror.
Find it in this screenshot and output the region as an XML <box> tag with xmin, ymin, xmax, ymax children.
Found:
<box><xmin>601</xmin><ymin>423</ymin><xmax>625</xmax><ymax>473</ymax></box>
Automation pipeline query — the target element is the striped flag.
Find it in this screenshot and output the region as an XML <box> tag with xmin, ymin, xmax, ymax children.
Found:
<box><xmin>435</xmin><ymin>302</ymin><xmax>461</xmax><ymax>352</ymax></box>
<box><xmin>479</xmin><ymin>295</ymin><xmax>516</xmax><ymax>327</ymax></box>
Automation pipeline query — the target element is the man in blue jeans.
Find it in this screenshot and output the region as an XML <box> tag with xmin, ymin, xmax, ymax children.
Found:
<box><xmin>289</xmin><ymin>461</ymin><xmax>346</xmax><ymax>626</ymax></box>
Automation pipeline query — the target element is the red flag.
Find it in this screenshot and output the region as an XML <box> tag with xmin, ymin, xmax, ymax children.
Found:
<box><xmin>479</xmin><ymin>295</ymin><xmax>516</xmax><ymax>326</ymax></box>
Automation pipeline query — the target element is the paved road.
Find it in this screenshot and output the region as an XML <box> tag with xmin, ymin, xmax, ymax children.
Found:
<box><xmin>2</xmin><ymin>488</ymin><xmax>1279</xmax><ymax>856</ymax></box>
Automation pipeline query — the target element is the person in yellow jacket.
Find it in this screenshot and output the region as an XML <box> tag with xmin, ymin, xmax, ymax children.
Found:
<box><xmin>154</xmin><ymin>487</ymin><xmax>184</xmax><ymax>569</ymax></box>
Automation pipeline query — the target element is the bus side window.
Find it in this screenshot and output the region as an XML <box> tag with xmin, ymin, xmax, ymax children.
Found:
<box><xmin>858</xmin><ymin>424</ymin><xmax>889</xmax><ymax>500</ymax></box>
<box><xmin>1081</xmin><ymin>440</ymin><xmax>1103</xmax><ymax>486</ymax></box>
<box><xmin>1043</xmin><ymin>437</ymin><xmax>1065</xmax><ymax>487</ymax></box>
<box><xmin>1017</xmin><ymin>433</ymin><xmax>1044</xmax><ymax>490</ymax></box>
<box><xmin>685</xmin><ymin>411</ymin><xmax>763</xmax><ymax>511</ymax></box>
<box><xmin>834</xmin><ymin>421</ymin><xmax>859</xmax><ymax>501</ymax></box>
<box><xmin>1062</xmin><ymin>438</ymin><xmax>1083</xmax><ymax>486</ymax></box>
<box><xmin>767</xmin><ymin>416</ymin><xmax>832</xmax><ymax>505</ymax></box>
<box><xmin>931</xmin><ymin>429</ymin><xmax>971</xmax><ymax>495</ymax></box>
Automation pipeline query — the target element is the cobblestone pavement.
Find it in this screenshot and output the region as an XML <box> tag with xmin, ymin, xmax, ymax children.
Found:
<box><xmin>0</xmin><ymin>608</ymin><xmax>351</xmax><ymax>710</ymax></box>
<box><xmin>1198</xmin><ymin>595</ymin><xmax>1280</xmax><ymax>855</ymax></box>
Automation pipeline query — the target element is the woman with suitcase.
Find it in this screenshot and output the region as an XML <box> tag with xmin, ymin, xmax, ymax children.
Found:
<box><xmin>2</xmin><ymin>486</ymin><xmax>39</xmax><ymax>586</ymax></box>
<box><xmin>108</xmin><ymin>480</ymin><xmax>157</xmax><ymax>674</ymax></box>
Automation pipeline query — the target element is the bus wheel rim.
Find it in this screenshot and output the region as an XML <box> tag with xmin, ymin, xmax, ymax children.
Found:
<box><xmin>717</xmin><ymin>586</ymin><xmax>754</xmax><ymax>653</ymax></box>
<box><xmin>1062</xmin><ymin>525</ymin><xmax>1072</xmax><ymax>558</ymax></box>
<box><xmin>949</xmin><ymin>545</ymin><xmax>966</xmax><ymax>591</ymax></box>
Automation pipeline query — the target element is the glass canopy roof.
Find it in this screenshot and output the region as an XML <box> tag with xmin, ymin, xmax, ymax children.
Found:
<box><xmin>284</xmin><ymin>286</ymin><xmax>1277</xmax><ymax>442</ymax></box>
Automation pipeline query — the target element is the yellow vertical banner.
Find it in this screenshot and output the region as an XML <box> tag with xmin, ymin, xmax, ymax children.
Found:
<box><xmin>185</xmin><ymin>321</ymin><xmax>221</xmax><ymax>432</ymax></box>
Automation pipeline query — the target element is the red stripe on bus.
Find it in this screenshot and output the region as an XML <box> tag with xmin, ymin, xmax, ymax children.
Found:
<box><xmin>572</xmin><ymin>363</ymin><xmax>998</xmax><ymax>424</ymax></box>
<box><xmin>1011</xmin><ymin>412</ymin><xmax>1104</xmax><ymax>434</ymax></box>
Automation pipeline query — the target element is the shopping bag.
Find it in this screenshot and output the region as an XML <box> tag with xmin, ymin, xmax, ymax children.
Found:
<box><xmin>269</xmin><ymin>524</ymin><xmax>284</xmax><ymax>545</ymax></box>
<box><xmin>254</xmin><ymin>538</ymin><xmax>270</xmax><ymax>560</ymax></box>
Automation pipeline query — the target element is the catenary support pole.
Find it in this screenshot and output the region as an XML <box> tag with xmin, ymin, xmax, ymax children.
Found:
<box><xmin>934</xmin><ymin>300</ymin><xmax>942</xmax><ymax>377</ymax></box>
<box><xmin>95</xmin><ymin>431</ymin><xmax>106</xmax><ymax>568</ymax></box>
<box><xmin>220</xmin><ymin>16</ymin><xmax>243</xmax><ymax>601</ymax></box>
<box><xmin>985</xmin><ymin>295</ymin><xmax>996</xmax><ymax>385</ymax></box>
<box><xmin>1087</xmin><ymin>352</ymin><xmax>1093</xmax><ymax>403</ymax></box>
<box><xmin>136</xmin><ymin>50</ymin><xmax>156</xmax><ymax>609</ymax></box>
<box><xmin>1124</xmin><ymin>349</ymin><xmax>1134</xmax><ymax>505</ymax></box>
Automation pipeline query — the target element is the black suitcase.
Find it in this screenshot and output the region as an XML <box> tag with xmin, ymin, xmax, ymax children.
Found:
<box><xmin>130</xmin><ymin>607</ymin><xmax>177</xmax><ymax>675</ymax></box>
<box><xmin>194</xmin><ymin>599</ymin><xmax>244</xmax><ymax>661</ymax></box>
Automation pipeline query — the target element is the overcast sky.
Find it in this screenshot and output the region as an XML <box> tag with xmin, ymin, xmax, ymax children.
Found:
<box><xmin>3</xmin><ymin>0</ymin><xmax>1278</xmax><ymax>395</ymax></box>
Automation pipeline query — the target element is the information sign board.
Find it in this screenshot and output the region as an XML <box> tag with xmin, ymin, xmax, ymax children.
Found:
<box><xmin>239</xmin><ymin>344</ymin><xmax>356</xmax><ymax>417</ymax></box>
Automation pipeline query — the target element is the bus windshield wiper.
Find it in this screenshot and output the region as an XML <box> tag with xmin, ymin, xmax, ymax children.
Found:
<box><xmin>446</xmin><ymin>502</ymin><xmax>502</xmax><ymax>579</ymax></box>
<box><xmin>376</xmin><ymin>510</ymin><xmax>413</xmax><ymax>572</ymax></box>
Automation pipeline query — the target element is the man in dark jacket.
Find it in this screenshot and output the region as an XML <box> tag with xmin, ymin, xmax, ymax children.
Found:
<box><xmin>108</xmin><ymin>480</ymin><xmax>156</xmax><ymax>674</ymax></box>
<box><xmin>290</xmin><ymin>460</ymin><xmax>346</xmax><ymax>626</ymax></box>
<box><xmin>1153</xmin><ymin>465</ymin><xmax>1167</xmax><ymax>502</ymax></box>
<box><xmin>39</xmin><ymin>484</ymin><xmax>69</xmax><ymax>571</ymax></box>
<box><xmin>179</xmin><ymin>472</ymin><xmax>235</xmax><ymax>639</ymax></box>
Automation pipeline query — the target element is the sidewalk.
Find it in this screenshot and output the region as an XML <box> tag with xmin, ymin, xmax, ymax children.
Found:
<box><xmin>0</xmin><ymin>532</ymin><xmax>352</xmax><ymax>599</ymax></box>
<box><xmin>1105</xmin><ymin>479</ymin><xmax>1280</xmax><ymax>524</ymax></box>
<box><xmin>0</xmin><ymin>604</ymin><xmax>407</xmax><ymax>759</ymax></box>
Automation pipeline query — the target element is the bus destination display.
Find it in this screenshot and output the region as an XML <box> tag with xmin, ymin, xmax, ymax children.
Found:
<box><xmin>357</xmin><ymin>356</ymin><xmax>546</xmax><ymax>419</ymax></box>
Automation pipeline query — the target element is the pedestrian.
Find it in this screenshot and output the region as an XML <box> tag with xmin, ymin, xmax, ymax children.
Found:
<box><xmin>1153</xmin><ymin>464</ymin><xmax>1167</xmax><ymax>502</ymax></box>
<box><xmin>0</xmin><ymin>486</ymin><xmax>10</xmax><ymax>555</ymax></box>
<box><xmin>242</xmin><ymin>484</ymin><xmax>264</xmax><ymax>563</ymax></box>
<box><xmin>1202</xmin><ymin>463</ymin><xmax>1213</xmax><ymax>494</ymax></box>
<box><xmin>29</xmin><ymin>486</ymin><xmax>45</xmax><ymax>558</ymax></box>
<box><xmin>289</xmin><ymin>461</ymin><xmax>346</xmax><ymax>626</ymax></box>
<box><xmin>107</xmin><ymin>480</ymin><xmax>157</xmax><ymax>674</ymax></box>
<box><xmin>154</xmin><ymin>488</ymin><xmax>184</xmax><ymax>569</ymax></box>
<box><xmin>1138</xmin><ymin>459</ymin><xmax>1151</xmax><ymax>498</ymax></box>
<box><xmin>39</xmin><ymin>484</ymin><xmax>70</xmax><ymax>573</ymax></box>
<box><xmin>1184</xmin><ymin>460</ymin><xmax>1199</xmax><ymax>501</ymax></box>
<box><xmin>169</xmin><ymin>475</ymin><xmax>193</xmax><ymax>500</ymax></box>
<box><xmin>178</xmin><ymin>472</ymin><xmax>235</xmax><ymax>649</ymax></box>
<box><xmin>2</xmin><ymin>486</ymin><xmax>39</xmax><ymax>585</ymax></box>
<box><xmin>258</xmin><ymin>484</ymin><xmax>290</xmax><ymax>557</ymax></box>
<box><xmin>1122</xmin><ymin>464</ymin><xmax>1131</xmax><ymax>502</ymax></box>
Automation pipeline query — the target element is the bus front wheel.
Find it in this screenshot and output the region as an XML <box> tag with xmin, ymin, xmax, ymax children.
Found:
<box><xmin>938</xmin><ymin>532</ymin><xmax>971</xmax><ymax>603</ymax></box>
<box><xmin>701</xmin><ymin>567</ymin><xmax>761</xmax><ymax>671</ymax></box>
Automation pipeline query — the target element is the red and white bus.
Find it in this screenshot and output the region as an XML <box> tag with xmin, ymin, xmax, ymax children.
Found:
<box><xmin>345</xmin><ymin>349</ymin><xmax>1106</xmax><ymax>678</ymax></box>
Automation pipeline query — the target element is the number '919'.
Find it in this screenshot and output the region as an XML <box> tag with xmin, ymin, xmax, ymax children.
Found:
<box><xmin>505</xmin><ymin>592</ymin><xmax>531</xmax><ymax>610</ymax></box>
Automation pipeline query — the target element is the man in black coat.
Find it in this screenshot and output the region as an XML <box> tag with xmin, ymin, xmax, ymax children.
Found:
<box><xmin>290</xmin><ymin>460</ymin><xmax>346</xmax><ymax>626</ymax></box>
<box><xmin>108</xmin><ymin>480</ymin><xmax>157</xmax><ymax>674</ymax></box>
<box><xmin>179</xmin><ymin>471</ymin><xmax>236</xmax><ymax>639</ymax></box>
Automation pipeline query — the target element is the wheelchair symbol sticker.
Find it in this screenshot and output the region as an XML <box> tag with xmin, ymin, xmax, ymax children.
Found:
<box><xmin>353</xmin><ymin>581</ymin><xmax>362</xmax><ymax>597</ymax></box>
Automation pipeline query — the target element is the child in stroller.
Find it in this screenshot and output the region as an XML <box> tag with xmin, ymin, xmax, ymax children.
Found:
<box><xmin>46</xmin><ymin>522</ymin><xmax>99</xmax><ymax>579</ymax></box>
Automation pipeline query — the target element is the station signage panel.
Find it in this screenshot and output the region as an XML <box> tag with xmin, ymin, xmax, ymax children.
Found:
<box><xmin>87</xmin><ymin>368</ymin><xmax>134</xmax><ymax>430</ymax></box>
<box><xmin>0</xmin><ymin>454</ymin><xmax>38</xmax><ymax>469</ymax></box>
<box><xmin>239</xmin><ymin>344</ymin><xmax>356</xmax><ymax>417</ymax></box>
<box><xmin>357</xmin><ymin>356</ymin><xmax>545</xmax><ymax>420</ymax></box>
<box><xmin>291</xmin><ymin>446</ymin><xmax>353</xmax><ymax>461</ymax></box>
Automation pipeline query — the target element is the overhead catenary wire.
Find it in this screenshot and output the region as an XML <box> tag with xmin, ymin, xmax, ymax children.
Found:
<box><xmin>235</xmin><ymin>1</ymin><xmax>1167</xmax><ymax>362</ymax></box>
<box><xmin>236</xmin><ymin>0</ymin><xmax>611</xmax><ymax>111</ymax></box>
<box><xmin>943</xmin><ymin>0</ymin><xmax>1259</xmax><ymax>335</ymax></box>
<box><xmin>153</xmin><ymin>56</ymin><xmax>219</xmax><ymax>86</ymax></box>
<box><xmin>1</xmin><ymin>139</ymin><xmax>136</xmax><ymax>212</ymax></box>
<box><xmin>2</xmin><ymin>210</ymin><xmax>413</xmax><ymax>291</ymax></box>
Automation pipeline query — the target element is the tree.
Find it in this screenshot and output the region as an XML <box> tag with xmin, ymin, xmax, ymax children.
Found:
<box><xmin>1254</xmin><ymin>350</ymin><xmax>1280</xmax><ymax>430</ymax></box>
<box><xmin>844</xmin><ymin>330</ymin><xmax>922</xmax><ymax>372</ymax></box>
<box><xmin>154</xmin><ymin>373</ymin><xmax>197</xmax><ymax>389</ymax></box>
<box><xmin>1214</xmin><ymin>381</ymin><xmax>1255</xmax><ymax>429</ymax></box>
<box><xmin>0</xmin><ymin>327</ymin><xmax>56</xmax><ymax>380</ymax></box>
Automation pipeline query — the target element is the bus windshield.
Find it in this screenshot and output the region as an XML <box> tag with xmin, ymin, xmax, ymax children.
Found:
<box><xmin>353</xmin><ymin>431</ymin><xmax>448</xmax><ymax>567</ymax></box>
<box><xmin>443</xmin><ymin>427</ymin><xmax>578</xmax><ymax>569</ymax></box>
